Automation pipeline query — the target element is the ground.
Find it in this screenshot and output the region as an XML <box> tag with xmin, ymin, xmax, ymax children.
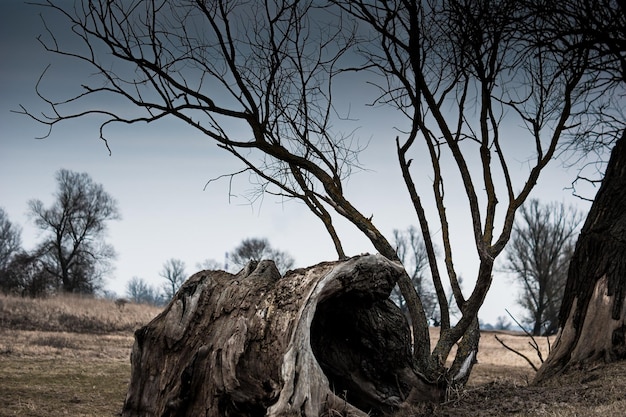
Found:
<box><xmin>399</xmin><ymin>329</ymin><xmax>626</xmax><ymax>416</ymax></box>
<box><xmin>408</xmin><ymin>361</ymin><xmax>626</xmax><ymax>416</ymax></box>
<box><xmin>1</xmin><ymin>294</ymin><xmax>624</xmax><ymax>416</ymax></box>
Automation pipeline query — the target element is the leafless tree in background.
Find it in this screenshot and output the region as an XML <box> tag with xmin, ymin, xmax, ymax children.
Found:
<box><xmin>0</xmin><ymin>208</ymin><xmax>22</xmax><ymax>272</ymax></box>
<box><xmin>20</xmin><ymin>0</ymin><xmax>620</xmax><ymax>388</ymax></box>
<box><xmin>126</xmin><ymin>276</ymin><xmax>162</xmax><ymax>306</ymax></box>
<box><xmin>391</xmin><ymin>226</ymin><xmax>437</xmax><ymax>318</ymax></box>
<box><xmin>504</xmin><ymin>199</ymin><xmax>583</xmax><ymax>336</ymax></box>
<box><xmin>229</xmin><ymin>237</ymin><xmax>295</xmax><ymax>275</ymax></box>
<box><xmin>196</xmin><ymin>258</ymin><xmax>223</xmax><ymax>272</ymax></box>
<box><xmin>160</xmin><ymin>258</ymin><xmax>187</xmax><ymax>300</ymax></box>
<box><xmin>28</xmin><ymin>169</ymin><xmax>120</xmax><ymax>294</ymax></box>
<box><xmin>1</xmin><ymin>250</ymin><xmax>53</xmax><ymax>297</ymax></box>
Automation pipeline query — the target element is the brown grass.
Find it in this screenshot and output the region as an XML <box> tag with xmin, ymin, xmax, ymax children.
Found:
<box><xmin>0</xmin><ymin>294</ymin><xmax>161</xmax><ymax>417</ymax></box>
<box><xmin>1</xmin><ymin>294</ymin><xmax>624</xmax><ymax>416</ymax></box>
<box><xmin>0</xmin><ymin>293</ymin><xmax>161</xmax><ymax>333</ymax></box>
<box><xmin>0</xmin><ymin>357</ymin><xmax>130</xmax><ymax>417</ymax></box>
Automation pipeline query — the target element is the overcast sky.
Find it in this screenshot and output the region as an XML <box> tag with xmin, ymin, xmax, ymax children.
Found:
<box><xmin>0</xmin><ymin>1</ymin><xmax>593</xmax><ymax>324</ymax></box>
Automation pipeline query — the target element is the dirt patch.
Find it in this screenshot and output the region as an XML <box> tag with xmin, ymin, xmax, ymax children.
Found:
<box><xmin>0</xmin><ymin>357</ymin><xmax>130</xmax><ymax>417</ymax></box>
<box><xmin>395</xmin><ymin>360</ymin><xmax>626</xmax><ymax>416</ymax></box>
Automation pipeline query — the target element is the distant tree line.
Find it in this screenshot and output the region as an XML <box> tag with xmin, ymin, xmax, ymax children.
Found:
<box><xmin>125</xmin><ymin>238</ymin><xmax>295</xmax><ymax>306</ymax></box>
<box><xmin>1</xmin><ymin>172</ymin><xmax>297</xmax><ymax>302</ymax></box>
<box><xmin>2</xmin><ymin>170</ymin><xmax>578</xmax><ymax>330</ymax></box>
<box><xmin>124</xmin><ymin>220</ymin><xmax>549</xmax><ymax>332</ymax></box>
<box><xmin>0</xmin><ymin>169</ymin><xmax>119</xmax><ymax>297</ymax></box>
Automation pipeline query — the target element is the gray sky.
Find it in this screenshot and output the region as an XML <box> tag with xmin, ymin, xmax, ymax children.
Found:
<box><xmin>0</xmin><ymin>1</ymin><xmax>593</xmax><ymax>324</ymax></box>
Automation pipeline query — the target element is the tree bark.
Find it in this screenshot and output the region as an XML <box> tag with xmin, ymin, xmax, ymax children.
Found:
<box><xmin>535</xmin><ymin>130</ymin><xmax>626</xmax><ymax>383</ymax></box>
<box><xmin>121</xmin><ymin>254</ymin><xmax>443</xmax><ymax>417</ymax></box>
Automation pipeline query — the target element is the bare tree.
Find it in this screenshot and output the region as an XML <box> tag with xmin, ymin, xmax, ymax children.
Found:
<box><xmin>0</xmin><ymin>210</ymin><xmax>56</xmax><ymax>297</ymax></box>
<box><xmin>1</xmin><ymin>250</ymin><xmax>53</xmax><ymax>297</ymax></box>
<box><xmin>229</xmin><ymin>237</ymin><xmax>295</xmax><ymax>275</ymax></box>
<box><xmin>160</xmin><ymin>258</ymin><xmax>187</xmax><ymax>301</ymax></box>
<box><xmin>28</xmin><ymin>169</ymin><xmax>120</xmax><ymax>294</ymax></box>
<box><xmin>391</xmin><ymin>227</ymin><xmax>436</xmax><ymax>318</ymax></box>
<box><xmin>19</xmin><ymin>0</ymin><xmax>620</xmax><ymax>405</ymax></box>
<box><xmin>196</xmin><ymin>258</ymin><xmax>224</xmax><ymax>272</ymax></box>
<box><xmin>494</xmin><ymin>316</ymin><xmax>512</xmax><ymax>331</ymax></box>
<box><xmin>504</xmin><ymin>199</ymin><xmax>583</xmax><ymax>336</ymax></box>
<box><xmin>126</xmin><ymin>276</ymin><xmax>162</xmax><ymax>306</ymax></box>
<box><xmin>542</xmin><ymin>0</ymin><xmax>626</xmax><ymax>199</ymax></box>
<box><xmin>529</xmin><ymin>0</ymin><xmax>626</xmax><ymax>383</ymax></box>
<box><xmin>0</xmin><ymin>208</ymin><xmax>22</xmax><ymax>272</ymax></box>
<box><xmin>332</xmin><ymin>0</ymin><xmax>607</xmax><ymax>382</ymax></box>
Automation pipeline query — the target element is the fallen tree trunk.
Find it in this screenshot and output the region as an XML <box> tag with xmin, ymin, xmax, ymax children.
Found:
<box><xmin>121</xmin><ymin>254</ymin><xmax>443</xmax><ymax>417</ymax></box>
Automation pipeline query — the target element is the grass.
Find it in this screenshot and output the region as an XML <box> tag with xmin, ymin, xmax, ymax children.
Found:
<box><xmin>0</xmin><ymin>293</ymin><xmax>161</xmax><ymax>333</ymax></box>
<box><xmin>0</xmin><ymin>358</ymin><xmax>129</xmax><ymax>417</ymax></box>
<box><xmin>0</xmin><ymin>294</ymin><xmax>161</xmax><ymax>417</ymax></box>
<box><xmin>1</xmin><ymin>294</ymin><xmax>624</xmax><ymax>416</ymax></box>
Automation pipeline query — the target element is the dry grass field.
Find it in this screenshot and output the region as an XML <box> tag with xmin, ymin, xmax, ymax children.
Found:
<box><xmin>1</xmin><ymin>294</ymin><xmax>624</xmax><ymax>416</ymax></box>
<box><xmin>0</xmin><ymin>294</ymin><xmax>161</xmax><ymax>417</ymax></box>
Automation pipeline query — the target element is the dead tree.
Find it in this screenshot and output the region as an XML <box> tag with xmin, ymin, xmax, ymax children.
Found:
<box><xmin>535</xmin><ymin>131</ymin><xmax>626</xmax><ymax>382</ymax></box>
<box><xmin>122</xmin><ymin>255</ymin><xmax>444</xmax><ymax>417</ymax></box>
<box><xmin>503</xmin><ymin>199</ymin><xmax>582</xmax><ymax>336</ymax></box>
<box><xmin>533</xmin><ymin>0</ymin><xmax>626</xmax><ymax>383</ymax></box>
<box><xmin>22</xmin><ymin>0</ymin><xmax>618</xmax><ymax>388</ymax></box>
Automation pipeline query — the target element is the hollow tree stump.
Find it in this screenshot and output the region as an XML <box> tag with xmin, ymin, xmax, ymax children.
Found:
<box><xmin>121</xmin><ymin>254</ymin><xmax>442</xmax><ymax>417</ymax></box>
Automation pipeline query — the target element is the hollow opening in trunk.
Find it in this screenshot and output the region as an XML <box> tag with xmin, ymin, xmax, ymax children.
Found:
<box><xmin>310</xmin><ymin>294</ymin><xmax>415</xmax><ymax>415</ymax></box>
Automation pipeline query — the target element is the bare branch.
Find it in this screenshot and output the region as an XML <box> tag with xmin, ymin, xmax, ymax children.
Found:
<box><xmin>494</xmin><ymin>334</ymin><xmax>539</xmax><ymax>372</ymax></box>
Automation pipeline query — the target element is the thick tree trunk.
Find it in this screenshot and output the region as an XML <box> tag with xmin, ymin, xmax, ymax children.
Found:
<box><xmin>121</xmin><ymin>254</ymin><xmax>444</xmax><ymax>417</ymax></box>
<box><xmin>535</xmin><ymin>131</ymin><xmax>626</xmax><ymax>383</ymax></box>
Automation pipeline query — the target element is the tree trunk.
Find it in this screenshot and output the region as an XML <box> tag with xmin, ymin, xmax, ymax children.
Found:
<box><xmin>121</xmin><ymin>254</ymin><xmax>444</xmax><ymax>417</ymax></box>
<box><xmin>535</xmin><ymin>131</ymin><xmax>626</xmax><ymax>383</ymax></box>
<box><xmin>532</xmin><ymin>309</ymin><xmax>543</xmax><ymax>337</ymax></box>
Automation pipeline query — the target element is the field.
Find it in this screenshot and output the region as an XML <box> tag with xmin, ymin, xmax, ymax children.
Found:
<box><xmin>0</xmin><ymin>294</ymin><xmax>161</xmax><ymax>417</ymax></box>
<box><xmin>1</xmin><ymin>294</ymin><xmax>624</xmax><ymax>416</ymax></box>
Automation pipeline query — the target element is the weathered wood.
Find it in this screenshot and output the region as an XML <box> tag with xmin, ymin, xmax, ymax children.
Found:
<box><xmin>535</xmin><ymin>130</ymin><xmax>626</xmax><ymax>383</ymax></box>
<box><xmin>121</xmin><ymin>254</ymin><xmax>443</xmax><ymax>417</ymax></box>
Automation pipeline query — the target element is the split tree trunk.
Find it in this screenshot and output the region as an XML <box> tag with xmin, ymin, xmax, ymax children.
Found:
<box><xmin>121</xmin><ymin>254</ymin><xmax>443</xmax><ymax>417</ymax></box>
<box><xmin>535</xmin><ymin>130</ymin><xmax>626</xmax><ymax>383</ymax></box>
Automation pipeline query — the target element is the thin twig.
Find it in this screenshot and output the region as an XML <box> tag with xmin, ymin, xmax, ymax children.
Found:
<box><xmin>505</xmin><ymin>308</ymin><xmax>546</xmax><ymax>364</ymax></box>
<box><xmin>494</xmin><ymin>334</ymin><xmax>539</xmax><ymax>372</ymax></box>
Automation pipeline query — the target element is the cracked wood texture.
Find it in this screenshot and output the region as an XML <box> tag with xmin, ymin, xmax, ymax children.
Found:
<box><xmin>121</xmin><ymin>254</ymin><xmax>443</xmax><ymax>417</ymax></box>
<box><xmin>535</xmin><ymin>131</ymin><xmax>626</xmax><ymax>383</ymax></box>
